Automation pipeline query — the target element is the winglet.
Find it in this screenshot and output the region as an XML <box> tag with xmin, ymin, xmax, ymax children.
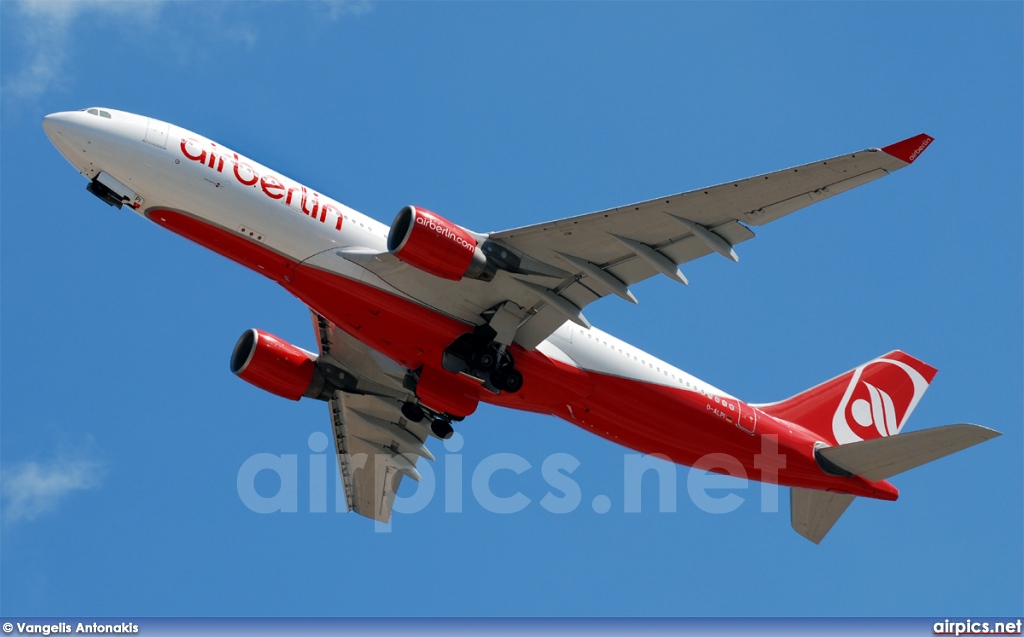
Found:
<box><xmin>881</xmin><ymin>133</ymin><xmax>934</xmax><ymax>164</ymax></box>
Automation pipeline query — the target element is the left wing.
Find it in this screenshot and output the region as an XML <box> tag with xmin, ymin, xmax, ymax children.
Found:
<box><xmin>487</xmin><ymin>134</ymin><xmax>934</xmax><ymax>347</ymax></box>
<box><xmin>330</xmin><ymin>134</ymin><xmax>933</xmax><ymax>351</ymax></box>
<box><xmin>311</xmin><ymin>311</ymin><xmax>435</xmax><ymax>523</ymax></box>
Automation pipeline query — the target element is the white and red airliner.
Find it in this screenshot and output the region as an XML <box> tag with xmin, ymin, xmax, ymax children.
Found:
<box><xmin>43</xmin><ymin>108</ymin><xmax>998</xmax><ymax>542</ymax></box>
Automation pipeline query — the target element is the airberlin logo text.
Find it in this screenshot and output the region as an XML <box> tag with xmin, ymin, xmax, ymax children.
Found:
<box><xmin>908</xmin><ymin>136</ymin><xmax>932</xmax><ymax>162</ymax></box>
<box><xmin>415</xmin><ymin>212</ymin><xmax>476</xmax><ymax>252</ymax></box>
<box><xmin>179</xmin><ymin>138</ymin><xmax>344</xmax><ymax>231</ymax></box>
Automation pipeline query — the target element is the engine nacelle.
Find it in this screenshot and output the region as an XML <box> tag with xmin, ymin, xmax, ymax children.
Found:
<box><xmin>387</xmin><ymin>205</ymin><xmax>494</xmax><ymax>281</ymax></box>
<box><xmin>230</xmin><ymin>329</ymin><xmax>330</xmax><ymax>401</ymax></box>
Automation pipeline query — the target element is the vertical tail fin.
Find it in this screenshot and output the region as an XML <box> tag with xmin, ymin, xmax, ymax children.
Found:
<box><xmin>760</xmin><ymin>351</ymin><xmax>938</xmax><ymax>445</ymax></box>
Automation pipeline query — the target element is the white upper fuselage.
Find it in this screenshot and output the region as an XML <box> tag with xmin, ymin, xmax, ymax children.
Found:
<box><xmin>42</xmin><ymin>107</ymin><xmax>727</xmax><ymax>400</ymax></box>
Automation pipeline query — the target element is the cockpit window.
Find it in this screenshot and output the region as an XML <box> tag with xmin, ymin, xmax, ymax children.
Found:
<box><xmin>83</xmin><ymin>108</ymin><xmax>112</xmax><ymax>119</ymax></box>
<box><xmin>87</xmin><ymin>108</ymin><xmax>99</xmax><ymax>115</ymax></box>
<box><xmin>99</xmin><ymin>110</ymin><xmax>111</xmax><ymax>119</ymax></box>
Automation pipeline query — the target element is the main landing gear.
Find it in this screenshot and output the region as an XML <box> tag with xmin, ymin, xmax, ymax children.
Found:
<box><xmin>403</xmin><ymin>323</ymin><xmax>525</xmax><ymax>442</ymax></box>
<box><xmin>401</xmin><ymin>400</ymin><xmax>458</xmax><ymax>440</ymax></box>
<box><xmin>430</xmin><ymin>418</ymin><xmax>455</xmax><ymax>440</ymax></box>
<box><xmin>442</xmin><ymin>326</ymin><xmax>524</xmax><ymax>394</ymax></box>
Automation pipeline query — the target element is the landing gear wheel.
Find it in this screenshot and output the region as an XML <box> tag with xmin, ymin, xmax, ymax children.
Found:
<box><xmin>492</xmin><ymin>369</ymin><xmax>523</xmax><ymax>393</ymax></box>
<box><xmin>401</xmin><ymin>402</ymin><xmax>425</xmax><ymax>423</ymax></box>
<box><xmin>476</xmin><ymin>351</ymin><xmax>497</xmax><ymax>371</ymax></box>
<box><xmin>496</xmin><ymin>352</ymin><xmax>515</xmax><ymax>372</ymax></box>
<box><xmin>431</xmin><ymin>418</ymin><xmax>454</xmax><ymax>440</ymax></box>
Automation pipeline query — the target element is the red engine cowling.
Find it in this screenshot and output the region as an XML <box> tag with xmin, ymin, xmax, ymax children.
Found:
<box><xmin>230</xmin><ymin>329</ymin><xmax>321</xmax><ymax>401</ymax></box>
<box><xmin>387</xmin><ymin>205</ymin><xmax>493</xmax><ymax>281</ymax></box>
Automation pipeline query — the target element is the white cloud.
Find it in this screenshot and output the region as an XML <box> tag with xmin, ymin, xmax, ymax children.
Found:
<box><xmin>224</xmin><ymin>24</ymin><xmax>259</xmax><ymax>49</ymax></box>
<box><xmin>323</xmin><ymin>0</ymin><xmax>372</xmax><ymax>20</ymax></box>
<box><xmin>3</xmin><ymin>0</ymin><xmax>164</xmax><ymax>101</ymax></box>
<box><xmin>3</xmin><ymin>1</ymin><xmax>369</xmax><ymax>101</ymax></box>
<box><xmin>2</xmin><ymin>455</ymin><xmax>103</xmax><ymax>523</ymax></box>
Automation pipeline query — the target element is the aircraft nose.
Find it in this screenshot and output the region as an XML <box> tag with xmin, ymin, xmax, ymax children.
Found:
<box><xmin>42</xmin><ymin>112</ymin><xmax>69</xmax><ymax>141</ymax></box>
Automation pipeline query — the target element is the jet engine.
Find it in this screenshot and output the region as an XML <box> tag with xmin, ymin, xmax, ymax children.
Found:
<box><xmin>230</xmin><ymin>329</ymin><xmax>336</xmax><ymax>401</ymax></box>
<box><xmin>387</xmin><ymin>205</ymin><xmax>494</xmax><ymax>281</ymax></box>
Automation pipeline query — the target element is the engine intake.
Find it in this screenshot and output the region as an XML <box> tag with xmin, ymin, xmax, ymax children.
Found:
<box><xmin>230</xmin><ymin>329</ymin><xmax>333</xmax><ymax>401</ymax></box>
<box><xmin>388</xmin><ymin>205</ymin><xmax>494</xmax><ymax>281</ymax></box>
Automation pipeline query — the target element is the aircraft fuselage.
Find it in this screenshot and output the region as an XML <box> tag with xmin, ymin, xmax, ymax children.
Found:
<box><xmin>43</xmin><ymin>108</ymin><xmax>900</xmax><ymax>502</ymax></box>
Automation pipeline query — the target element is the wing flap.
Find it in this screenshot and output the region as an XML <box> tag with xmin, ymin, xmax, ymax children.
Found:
<box><xmin>343</xmin><ymin>431</ymin><xmax>406</xmax><ymax>522</ymax></box>
<box><xmin>746</xmin><ymin>169</ymin><xmax>890</xmax><ymax>226</ymax></box>
<box><xmin>313</xmin><ymin>311</ymin><xmax>433</xmax><ymax>524</ymax></box>
<box><xmin>328</xmin><ymin>387</ymin><xmax>427</xmax><ymax>523</ymax></box>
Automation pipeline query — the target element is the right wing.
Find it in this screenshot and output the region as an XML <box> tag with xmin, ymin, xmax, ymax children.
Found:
<box><xmin>311</xmin><ymin>311</ymin><xmax>436</xmax><ymax>523</ymax></box>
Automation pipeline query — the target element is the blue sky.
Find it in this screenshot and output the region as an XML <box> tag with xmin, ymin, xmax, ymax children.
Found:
<box><xmin>1</xmin><ymin>1</ymin><xmax>1021</xmax><ymax>618</ymax></box>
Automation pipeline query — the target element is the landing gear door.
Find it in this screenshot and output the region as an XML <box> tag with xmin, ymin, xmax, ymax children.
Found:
<box><xmin>88</xmin><ymin>171</ymin><xmax>143</xmax><ymax>210</ymax></box>
<box><xmin>143</xmin><ymin>118</ymin><xmax>169</xmax><ymax>149</ymax></box>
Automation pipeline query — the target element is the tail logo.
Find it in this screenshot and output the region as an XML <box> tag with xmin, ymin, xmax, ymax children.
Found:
<box><xmin>850</xmin><ymin>382</ymin><xmax>898</xmax><ymax>438</ymax></box>
<box><xmin>832</xmin><ymin>358</ymin><xmax>930</xmax><ymax>444</ymax></box>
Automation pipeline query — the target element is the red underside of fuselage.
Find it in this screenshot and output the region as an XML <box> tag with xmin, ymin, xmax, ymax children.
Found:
<box><xmin>148</xmin><ymin>208</ymin><xmax>898</xmax><ymax>501</ymax></box>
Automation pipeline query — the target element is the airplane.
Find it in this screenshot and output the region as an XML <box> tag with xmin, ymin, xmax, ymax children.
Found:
<box><xmin>42</xmin><ymin>107</ymin><xmax>999</xmax><ymax>543</ymax></box>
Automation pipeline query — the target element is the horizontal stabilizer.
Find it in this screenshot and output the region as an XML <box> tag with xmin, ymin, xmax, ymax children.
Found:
<box><xmin>817</xmin><ymin>423</ymin><xmax>1000</xmax><ymax>482</ymax></box>
<box><xmin>791</xmin><ymin>488</ymin><xmax>855</xmax><ymax>544</ymax></box>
